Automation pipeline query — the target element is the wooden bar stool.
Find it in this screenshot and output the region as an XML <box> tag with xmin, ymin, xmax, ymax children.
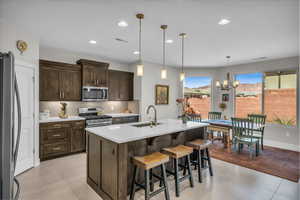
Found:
<box><xmin>186</xmin><ymin>139</ymin><xmax>213</xmax><ymax>183</ymax></box>
<box><xmin>162</xmin><ymin>145</ymin><xmax>194</xmax><ymax>197</ymax></box>
<box><xmin>130</xmin><ymin>152</ymin><xmax>170</xmax><ymax>200</ymax></box>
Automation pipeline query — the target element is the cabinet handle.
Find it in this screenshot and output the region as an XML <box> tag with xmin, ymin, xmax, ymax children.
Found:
<box><xmin>62</xmin><ymin>91</ymin><xmax>64</xmax><ymax>99</ymax></box>
<box><xmin>112</xmin><ymin>149</ymin><xmax>115</xmax><ymax>155</ymax></box>
<box><xmin>53</xmin><ymin>147</ymin><xmax>61</xmax><ymax>151</ymax></box>
<box><xmin>59</xmin><ymin>91</ymin><xmax>62</xmax><ymax>99</ymax></box>
<box><xmin>52</xmin><ymin>134</ymin><xmax>61</xmax><ymax>137</ymax></box>
<box><xmin>96</xmin><ymin>80</ymin><xmax>99</xmax><ymax>85</ymax></box>
<box><xmin>53</xmin><ymin>124</ymin><xmax>62</xmax><ymax>128</ymax></box>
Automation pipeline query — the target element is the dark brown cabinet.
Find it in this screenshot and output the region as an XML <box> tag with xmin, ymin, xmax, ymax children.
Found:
<box><xmin>40</xmin><ymin>60</ymin><xmax>81</xmax><ymax>101</ymax></box>
<box><xmin>77</xmin><ymin>59</ymin><xmax>109</xmax><ymax>87</ymax></box>
<box><xmin>109</xmin><ymin>70</ymin><xmax>134</xmax><ymax>101</ymax></box>
<box><xmin>40</xmin><ymin>120</ymin><xmax>85</xmax><ymax>161</ymax></box>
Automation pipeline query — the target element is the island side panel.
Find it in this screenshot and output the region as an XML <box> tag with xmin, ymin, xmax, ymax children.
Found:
<box><xmin>86</xmin><ymin>132</ymin><xmax>128</xmax><ymax>200</ymax></box>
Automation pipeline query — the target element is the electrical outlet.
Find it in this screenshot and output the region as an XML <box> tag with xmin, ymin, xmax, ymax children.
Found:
<box><xmin>286</xmin><ymin>131</ymin><xmax>290</xmax><ymax>137</ymax></box>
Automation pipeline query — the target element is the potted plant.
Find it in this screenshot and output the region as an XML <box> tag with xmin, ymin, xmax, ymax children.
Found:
<box><xmin>176</xmin><ymin>97</ymin><xmax>195</xmax><ymax>124</ymax></box>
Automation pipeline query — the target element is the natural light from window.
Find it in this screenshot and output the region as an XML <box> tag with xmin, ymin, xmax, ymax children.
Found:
<box><xmin>184</xmin><ymin>76</ymin><xmax>212</xmax><ymax>119</ymax></box>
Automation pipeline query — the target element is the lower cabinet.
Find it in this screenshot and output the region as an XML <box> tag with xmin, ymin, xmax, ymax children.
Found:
<box><xmin>40</xmin><ymin>120</ymin><xmax>85</xmax><ymax>161</ymax></box>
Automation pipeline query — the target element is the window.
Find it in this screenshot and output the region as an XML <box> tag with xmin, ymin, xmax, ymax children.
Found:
<box><xmin>264</xmin><ymin>71</ymin><xmax>297</xmax><ymax>126</ymax></box>
<box><xmin>184</xmin><ymin>76</ymin><xmax>212</xmax><ymax>119</ymax></box>
<box><xmin>235</xmin><ymin>73</ymin><xmax>263</xmax><ymax>118</ymax></box>
<box><xmin>235</xmin><ymin>70</ymin><xmax>298</xmax><ymax>126</ymax></box>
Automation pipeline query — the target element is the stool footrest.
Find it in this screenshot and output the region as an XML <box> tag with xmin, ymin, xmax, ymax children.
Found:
<box><xmin>149</xmin><ymin>187</ymin><xmax>167</xmax><ymax>198</ymax></box>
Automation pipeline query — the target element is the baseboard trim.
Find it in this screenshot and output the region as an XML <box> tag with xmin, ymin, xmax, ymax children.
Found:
<box><xmin>264</xmin><ymin>139</ymin><xmax>300</xmax><ymax>152</ymax></box>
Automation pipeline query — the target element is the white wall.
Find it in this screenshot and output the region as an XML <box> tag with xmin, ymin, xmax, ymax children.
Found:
<box><xmin>129</xmin><ymin>62</ymin><xmax>181</xmax><ymax>121</ymax></box>
<box><xmin>0</xmin><ymin>1</ymin><xmax>41</xmax><ymax>165</ymax></box>
<box><xmin>184</xmin><ymin>57</ymin><xmax>299</xmax><ymax>151</ymax></box>
<box><xmin>39</xmin><ymin>46</ymin><xmax>129</xmax><ymax>71</ymax></box>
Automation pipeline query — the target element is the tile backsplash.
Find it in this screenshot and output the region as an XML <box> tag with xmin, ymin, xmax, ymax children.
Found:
<box><xmin>40</xmin><ymin>101</ymin><xmax>140</xmax><ymax>117</ymax></box>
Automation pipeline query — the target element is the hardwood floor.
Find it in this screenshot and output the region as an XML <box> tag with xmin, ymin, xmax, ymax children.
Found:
<box><xmin>18</xmin><ymin>153</ymin><xmax>299</xmax><ymax>200</ymax></box>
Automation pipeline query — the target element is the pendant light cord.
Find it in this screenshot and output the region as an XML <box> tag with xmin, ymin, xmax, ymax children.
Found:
<box><xmin>139</xmin><ymin>18</ymin><xmax>142</xmax><ymax>62</ymax></box>
<box><xmin>181</xmin><ymin>35</ymin><xmax>184</xmax><ymax>73</ymax></box>
<box><xmin>163</xmin><ymin>28</ymin><xmax>166</xmax><ymax>67</ymax></box>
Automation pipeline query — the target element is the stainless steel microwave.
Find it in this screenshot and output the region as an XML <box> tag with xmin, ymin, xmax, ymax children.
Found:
<box><xmin>82</xmin><ymin>86</ymin><xmax>108</xmax><ymax>101</ymax></box>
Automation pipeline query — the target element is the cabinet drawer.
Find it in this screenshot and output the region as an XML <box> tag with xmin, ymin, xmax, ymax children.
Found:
<box><xmin>40</xmin><ymin>122</ymin><xmax>71</xmax><ymax>129</ymax></box>
<box><xmin>42</xmin><ymin>142</ymin><xmax>69</xmax><ymax>157</ymax></box>
<box><xmin>41</xmin><ymin>128</ymin><xmax>68</xmax><ymax>144</ymax></box>
<box><xmin>73</xmin><ymin>120</ymin><xmax>85</xmax><ymax>128</ymax></box>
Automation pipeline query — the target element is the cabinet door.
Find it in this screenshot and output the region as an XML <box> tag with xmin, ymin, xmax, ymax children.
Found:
<box><xmin>119</xmin><ymin>72</ymin><xmax>134</xmax><ymax>100</ymax></box>
<box><xmin>108</xmin><ymin>70</ymin><xmax>120</xmax><ymax>100</ymax></box>
<box><xmin>96</xmin><ymin>66</ymin><xmax>108</xmax><ymax>87</ymax></box>
<box><xmin>40</xmin><ymin>66</ymin><xmax>60</xmax><ymax>101</ymax></box>
<box><xmin>60</xmin><ymin>70</ymin><xmax>81</xmax><ymax>101</ymax></box>
<box><xmin>71</xmin><ymin>127</ymin><xmax>85</xmax><ymax>152</ymax></box>
<box><xmin>82</xmin><ymin>65</ymin><xmax>96</xmax><ymax>86</ymax></box>
<box><xmin>101</xmin><ymin>140</ymin><xmax>118</xmax><ymax>200</ymax></box>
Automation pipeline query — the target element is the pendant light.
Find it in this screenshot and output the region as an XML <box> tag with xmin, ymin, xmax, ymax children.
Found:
<box><xmin>179</xmin><ymin>33</ymin><xmax>186</xmax><ymax>81</ymax></box>
<box><xmin>160</xmin><ymin>25</ymin><xmax>168</xmax><ymax>79</ymax></box>
<box><xmin>136</xmin><ymin>13</ymin><xmax>144</xmax><ymax>76</ymax></box>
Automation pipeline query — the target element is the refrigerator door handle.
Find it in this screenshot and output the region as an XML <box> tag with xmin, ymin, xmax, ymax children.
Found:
<box><xmin>13</xmin><ymin>74</ymin><xmax>21</xmax><ymax>200</ymax></box>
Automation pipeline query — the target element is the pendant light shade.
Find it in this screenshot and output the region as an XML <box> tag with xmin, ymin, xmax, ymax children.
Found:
<box><xmin>161</xmin><ymin>25</ymin><xmax>168</xmax><ymax>79</ymax></box>
<box><xmin>136</xmin><ymin>13</ymin><xmax>144</xmax><ymax>77</ymax></box>
<box><xmin>179</xmin><ymin>33</ymin><xmax>187</xmax><ymax>82</ymax></box>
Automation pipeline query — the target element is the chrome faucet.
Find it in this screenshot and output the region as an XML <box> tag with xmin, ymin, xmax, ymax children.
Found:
<box><xmin>146</xmin><ymin>105</ymin><xmax>157</xmax><ymax>125</ymax></box>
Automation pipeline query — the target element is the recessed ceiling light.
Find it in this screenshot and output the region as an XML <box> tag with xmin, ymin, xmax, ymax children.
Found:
<box><xmin>89</xmin><ymin>40</ymin><xmax>97</xmax><ymax>44</ymax></box>
<box><xmin>218</xmin><ymin>19</ymin><xmax>231</xmax><ymax>25</ymax></box>
<box><xmin>165</xmin><ymin>39</ymin><xmax>173</xmax><ymax>44</ymax></box>
<box><xmin>117</xmin><ymin>20</ymin><xmax>128</xmax><ymax>27</ymax></box>
<box><xmin>133</xmin><ymin>51</ymin><xmax>140</xmax><ymax>55</ymax></box>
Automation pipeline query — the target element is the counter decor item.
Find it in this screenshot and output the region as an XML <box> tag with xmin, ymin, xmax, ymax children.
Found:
<box><xmin>176</xmin><ymin>97</ymin><xmax>195</xmax><ymax>124</ymax></box>
<box><xmin>58</xmin><ymin>102</ymin><xmax>68</xmax><ymax>119</ymax></box>
<box><xmin>155</xmin><ymin>84</ymin><xmax>169</xmax><ymax>105</ymax></box>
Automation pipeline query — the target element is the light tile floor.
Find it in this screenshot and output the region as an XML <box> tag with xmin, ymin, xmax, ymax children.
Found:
<box><xmin>18</xmin><ymin>153</ymin><xmax>299</xmax><ymax>200</ymax></box>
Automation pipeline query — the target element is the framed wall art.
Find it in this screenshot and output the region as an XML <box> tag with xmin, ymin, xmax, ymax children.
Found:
<box><xmin>155</xmin><ymin>84</ymin><xmax>169</xmax><ymax>105</ymax></box>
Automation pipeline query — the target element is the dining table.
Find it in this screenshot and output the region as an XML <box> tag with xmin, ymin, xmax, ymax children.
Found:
<box><xmin>202</xmin><ymin>119</ymin><xmax>264</xmax><ymax>153</ymax></box>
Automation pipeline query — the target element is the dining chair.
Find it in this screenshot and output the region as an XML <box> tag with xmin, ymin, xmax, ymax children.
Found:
<box><xmin>208</xmin><ymin>112</ymin><xmax>222</xmax><ymax>120</ymax></box>
<box><xmin>207</xmin><ymin>112</ymin><xmax>222</xmax><ymax>142</ymax></box>
<box><xmin>248</xmin><ymin>114</ymin><xmax>266</xmax><ymax>150</ymax></box>
<box><xmin>231</xmin><ymin>118</ymin><xmax>260</xmax><ymax>159</ymax></box>
<box><xmin>187</xmin><ymin>113</ymin><xmax>202</xmax><ymax>122</ymax></box>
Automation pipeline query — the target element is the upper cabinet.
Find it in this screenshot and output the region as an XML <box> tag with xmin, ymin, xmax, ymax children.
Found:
<box><xmin>40</xmin><ymin>60</ymin><xmax>81</xmax><ymax>101</ymax></box>
<box><xmin>77</xmin><ymin>59</ymin><xmax>109</xmax><ymax>87</ymax></box>
<box><xmin>109</xmin><ymin>70</ymin><xmax>134</xmax><ymax>101</ymax></box>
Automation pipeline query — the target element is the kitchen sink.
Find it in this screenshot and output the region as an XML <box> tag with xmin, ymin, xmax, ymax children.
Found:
<box><xmin>131</xmin><ymin>122</ymin><xmax>161</xmax><ymax>128</ymax></box>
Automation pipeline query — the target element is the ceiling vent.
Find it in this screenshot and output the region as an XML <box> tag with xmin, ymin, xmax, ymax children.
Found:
<box><xmin>115</xmin><ymin>38</ymin><xmax>128</xmax><ymax>43</ymax></box>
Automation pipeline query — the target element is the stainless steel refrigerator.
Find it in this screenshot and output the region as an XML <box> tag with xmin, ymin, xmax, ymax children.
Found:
<box><xmin>0</xmin><ymin>52</ymin><xmax>21</xmax><ymax>200</ymax></box>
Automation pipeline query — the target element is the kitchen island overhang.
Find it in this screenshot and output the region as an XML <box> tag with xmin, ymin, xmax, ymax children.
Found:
<box><xmin>86</xmin><ymin>119</ymin><xmax>209</xmax><ymax>200</ymax></box>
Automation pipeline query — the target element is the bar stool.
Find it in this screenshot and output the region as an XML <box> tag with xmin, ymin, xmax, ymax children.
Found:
<box><xmin>130</xmin><ymin>152</ymin><xmax>170</xmax><ymax>200</ymax></box>
<box><xmin>162</xmin><ymin>145</ymin><xmax>194</xmax><ymax>197</ymax></box>
<box><xmin>186</xmin><ymin>139</ymin><xmax>213</xmax><ymax>183</ymax></box>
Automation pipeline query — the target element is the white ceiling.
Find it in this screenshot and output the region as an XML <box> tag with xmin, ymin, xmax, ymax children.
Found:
<box><xmin>2</xmin><ymin>0</ymin><xmax>299</xmax><ymax>67</ymax></box>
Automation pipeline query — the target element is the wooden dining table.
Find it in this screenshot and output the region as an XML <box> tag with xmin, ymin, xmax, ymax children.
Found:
<box><xmin>202</xmin><ymin>119</ymin><xmax>264</xmax><ymax>153</ymax></box>
<box><xmin>202</xmin><ymin>120</ymin><xmax>233</xmax><ymax>152</ymax></box>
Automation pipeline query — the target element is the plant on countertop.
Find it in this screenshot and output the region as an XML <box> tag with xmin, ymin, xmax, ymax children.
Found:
<box><xmin>176</xmin><ymin>97</ymin><xmax>195</xmax><ymax>123</ymax></box>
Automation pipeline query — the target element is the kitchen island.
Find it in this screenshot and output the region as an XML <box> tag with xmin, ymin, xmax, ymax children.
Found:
<box><xmin>85</xmin><ymin>119</ymin><xmax>209</xmax><ymax>200</ymax></box>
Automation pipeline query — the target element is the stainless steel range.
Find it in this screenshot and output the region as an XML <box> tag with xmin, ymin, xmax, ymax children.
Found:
<box><xmin>78</xmin><ymin>107</ymin><xmax>112</xmax><ymax>128</ymax></box>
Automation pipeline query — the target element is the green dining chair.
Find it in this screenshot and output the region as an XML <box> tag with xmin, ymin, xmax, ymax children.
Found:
<box><xmin>208</xmin><ymin>112</ymin><xmax>222</xmax><ymax>120</ymax></box>
<box><xmin>248</xmin><ymin>114</ymin><xmax>266</xmax><ymax>150</ymax></box>
<box><xmin>187</xmin><ymin>113</ymin><xmax>202</xmax><ymax>122</ymax></box>
<box><xmin>207</xmin><ymin>112</ymin><xmax>222</xmax><ymax>143</ymax></box>
<box><xmin>231</xmin><ymin>118</ymin><xmax>260</xmax><ymax>159</ymax></box>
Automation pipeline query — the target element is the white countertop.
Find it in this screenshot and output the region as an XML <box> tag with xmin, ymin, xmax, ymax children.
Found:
<box><xmin>39</xmin><ymin>116</ymin><xmax>85</xmax><ymax>123</ymax></box>
<box><xmin>85</xmin><ymin>119</ymin><xmax>209</xmax><ymax>144</ymax></box>
<box><xmin>106</xmin><ymin>113</ymin><xmax>140</xmax><ymax>118</ymax></box>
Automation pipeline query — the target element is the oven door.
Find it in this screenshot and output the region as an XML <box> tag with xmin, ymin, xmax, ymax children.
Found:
<box><xmin>82</xmin><ymin>87</ymin><xmax>108</xmax><ymax>101</ymax></box>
